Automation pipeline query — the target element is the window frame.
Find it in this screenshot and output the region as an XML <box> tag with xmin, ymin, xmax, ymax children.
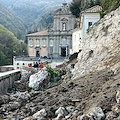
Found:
<box><xmin>42</xmin><ymin>39</ymin><xmax>46</xmax><ymax>47</ymax></box>
<box><xmin>50</xmin><ymin>40</ymin><xmax>53</xmax><ymax>47</ymax></box>
<box><xmin>36</xmin><ymin>39</ymin><xmax>39</xmax><ymax>47</ymax></box>
<box><xmin>62</xmin><ymin>38</ymin><xmax>66</xmax><ymax>45</ymax></box>
<box><xmin>88</xmin><ymin>22</ymin><xmax>92</xmax><ymax>27</ymax></box>
<box><xmin>62</xmin><ymin>23</ymin><xmax>66</xmax><ymax>31</ymax></box>
<box><xmin>29</xmin><ymin>39</ymin><xmax>33</xmax><ymax>47</ymax></box>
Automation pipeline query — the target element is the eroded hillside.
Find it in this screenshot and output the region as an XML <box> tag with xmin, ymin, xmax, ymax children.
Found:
<box><xmin>73</xmin><ymin>6</ymin><xmax>120</xmax><ymax>80</ymax></box>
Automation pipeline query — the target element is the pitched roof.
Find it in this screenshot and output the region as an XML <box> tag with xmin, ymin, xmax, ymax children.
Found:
<box><xmin>26</xmin><ymin>30</ymin><xmax>48</xmax><ymax>37</ymax></box>
<box><xmin>81</xmin><ymin>5</ymin><xmax>102</xmax><ymax>13</ymax></box>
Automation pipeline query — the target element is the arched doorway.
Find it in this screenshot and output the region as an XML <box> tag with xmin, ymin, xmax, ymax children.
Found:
<box><xmin>36</xmin><ymin>50</ymin><xmax>40</xmax><ymax>57</ymax></box>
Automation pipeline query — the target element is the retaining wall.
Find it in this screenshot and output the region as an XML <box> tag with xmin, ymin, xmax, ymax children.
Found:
<box><xmin>0</xmin><ymin>70</ymin><xmax>21</xmax><ymax>95</ymax></box>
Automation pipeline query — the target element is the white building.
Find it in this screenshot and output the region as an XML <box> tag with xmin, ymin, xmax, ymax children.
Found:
<box><xmin>70</xmin><ymin>5</ymin><xmax>102</xmax><ymax>54</ymax></box>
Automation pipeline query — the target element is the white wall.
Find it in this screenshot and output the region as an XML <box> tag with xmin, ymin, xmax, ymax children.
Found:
<box><xmin>71</xmin><ymin>12</ymin><xmax>100</xmax><ymax>55</ymax></box>
<box><xmin>70</xmin><ymin>28</ymin><xmax>82</xmax><ymax>54</ymax></box>
<box><xmin>83</xmin><ymin>13</ymin><xmax>100</xmax><ymax>42</ymax></box>
<box><xmin>13</xmin><ymin>60</ymin><xmax>35</xmax><ymax>70</ymax></box>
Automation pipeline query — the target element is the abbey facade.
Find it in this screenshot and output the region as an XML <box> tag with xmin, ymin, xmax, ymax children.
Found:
<box><xmin>27</xmin><ymin>2</ymin><xmax>77</xmax><ymax>58</ymax></box>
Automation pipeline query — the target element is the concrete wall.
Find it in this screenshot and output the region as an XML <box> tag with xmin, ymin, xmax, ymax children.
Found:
<box><xmin>0</xmin><ymin>70</ymin><xmax>21</xmax><ymax>95</ymax></box>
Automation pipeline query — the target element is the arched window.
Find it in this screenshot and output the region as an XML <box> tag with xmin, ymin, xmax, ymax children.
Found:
<box><xmin>36</xmin><ymin>39</ymin><xmax>39</xmax><ymax>47</ymax></box>
<box><xmin>30</xmin><ymin>39</ymin><xmax>33</xmax><ymax>47</ymax></box>
<box><xmin>62</xmin><ymin>23</ymin><xmax>66</xmax><ymax>31</ymax></box>
<box><xmin>43</xmin><ymin>40</ymin><xmax>46</xmax><ymax>46</ymax></box>
<box><xmin>50</xmin><ymin>40</ymin><xmax>53</xmax><ymax>47</ymax></box>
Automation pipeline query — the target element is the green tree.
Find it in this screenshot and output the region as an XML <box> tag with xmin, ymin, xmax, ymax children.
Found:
<box><xmin>0</xmin><ymin>24</ymin><xmax>28</xmax><ymax>66</ymax></box>
<box><xmin>101</xmin><ymin>0</ymin><xmax>120</xmax><ymax>17</ymax></box>
<box><xmin>88</xmin><ymin>0</ymin><xmax>96</xmax><ymax>8</ymax></box>
<box><xmin>69</xmin><ymin>0</ymin><xmax>82</xmax><ymax>18</ymax></box>
<box><xmin>69</xmin><ymin>0</ymin><xmax>101</xmax><ymax>18</ymax></box>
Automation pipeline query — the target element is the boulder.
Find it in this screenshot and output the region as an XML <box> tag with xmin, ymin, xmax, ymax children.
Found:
<box><xmin>66</xmin><ymin>106</ymin><xmax>75</xmax><ymax>113</ymax></box>
<box><xmin>55</xmin><ymin>107</ymin><xmax>68</xmax><ymax>117</ymax></box>
<box><xmin>90</xmin><ymin>107</ymin><xmax>105</xmax><ymax>120</ymax></box>
<box><xmin>20</xmin><ymin>67</ymin><xmax>37</xmax><ymax>82</ymax></box>
<box><xmin>29</xmin><ymin>67</ymin><xmax>50</xmax><ymax>90</ymax></box>
<box><xmin>32</xmin><ymin>109</ymin><xmax>47</xmax><ymax>120</ymax></box>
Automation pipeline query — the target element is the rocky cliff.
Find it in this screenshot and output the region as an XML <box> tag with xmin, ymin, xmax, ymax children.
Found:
<box><xmin>73</xmin><ymin>6</ymin><xmax>120</xmax><ymax>80</ymax></box>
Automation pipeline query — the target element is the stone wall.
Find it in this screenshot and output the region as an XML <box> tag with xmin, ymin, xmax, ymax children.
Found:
<box><xmin>0</xmin><ymin>70</ymin><xmax>21</xmax><ymax>95</ymax></box>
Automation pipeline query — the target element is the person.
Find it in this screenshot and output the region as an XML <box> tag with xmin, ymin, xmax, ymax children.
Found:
<box><xmin>36</xmin><ymin>62</ymin><xmax>39</xmax><ymax>68</ymax></box>
<box><xmin>28</xmin><ymin>64</ymin><xmax>31</xmax><ymax>67</ymax></box>
<box><xmin>39</xmin><ymin>62</ymin><xmax>44</xmax><ymax>69</ymax></box>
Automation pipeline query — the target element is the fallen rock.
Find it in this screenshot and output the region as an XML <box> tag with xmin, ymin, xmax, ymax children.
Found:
<box><xmin>55</xmin><ymin>107</ymin><xmax>69</xmax><ymax>117</ymax></box>
<box><xmin>66</xmin><ymin>106</ymin><xmax>75</xmax><ymax>113</ymax></box>
<box><xmin>90</xmin><ymin>107</ymin><xmax>105</xmax><ymax>120</ymax></box>
<box><xmin>79</xmin><ymin>114</ymin><xmax>94</xmax><ymax>120</ymax></box>
<box><xmin>112</xmin><ymin>104</ymin><xmax>120</xmax><ymax>115</ymax></box>
<box><xmin>53</xmin><ymin>113</ymin><xmax>63</xmax><ymax>120</ymax></box>
<box><xmin>2</xmin><ymin>101</ymin><xmax>21</xmax><ymax>112</ymax></box>
<box><xmin>32</xmin><ymin>109</ymin><xmax>47</xmax><ymax>120</ymax></box>
<box><xmin>20</xmin><ymin>67</ymin><xmax>36</xmax><ymax>82</ymax></box>
<box><xmin>105</xmin><ymin>111</ymin><xmax>116</xmax><ymax>120</ymax></box>
<box><xmin>0</xmin><ymin>95</ymin><xmax>10</xmax><ymax>105</ymax></box>
<box><xmin>29</xmin><ymin>67</ymin><xmax>50</xmax><ymax>90</ymax></box>
<box><xmin>10</xmin><ymin>91</ymin><xmax>31</xmax><ymax>102</ymax></box>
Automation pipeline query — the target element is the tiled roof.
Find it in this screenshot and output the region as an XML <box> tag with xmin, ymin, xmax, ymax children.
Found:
<box><xmin>26</xmin><ymin>30</ymin><xmax>48</xmax><ymax>37</ymax></box>
<box><xmin>81</xmin><ymin>5</ymin><xmax>102</xmax><ymax>13</ymax></box>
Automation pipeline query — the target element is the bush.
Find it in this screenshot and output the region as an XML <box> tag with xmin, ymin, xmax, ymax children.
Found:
<box><xmin>46</xmin><ymin>65</ymin><xmax>60</xmax><ymax>82</ymax></box>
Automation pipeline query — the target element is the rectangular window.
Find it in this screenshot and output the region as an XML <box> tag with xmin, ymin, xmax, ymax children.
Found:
<box><xmin>43</xmin><ymin>40</ymin><xmax>46</xmax><ymax>47</ymax></box>
<box><xmin>88</xmin><ymin>22</ymin><xmax>92</xmax><ymax>27</ymax></box>
<box><xmin>50</xmin><ymin>47</ymin><xmax>53</xmax><ymax>54</ymax></box>
<box><xmin>62</xmin><ymin>38</ymin><xmax>66</xmax><ymax>45</ymax></box>
<box><xmin>50</xmin><ymin>40</ymin><xmax>53</xmax><ymax>47</ymax></box>
<box><xmin>30</xmin><ymin>39</ymin><xmax>33</xmax><ymax>47</ymax></box>
<box><xmin>36</xmin><ymin>39</ymin><xmax>39</xmax><ymax>47</ymax></box>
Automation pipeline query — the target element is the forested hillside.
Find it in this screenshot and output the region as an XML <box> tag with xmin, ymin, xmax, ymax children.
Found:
<box><xmin>0</xmin><ymin>0</ymin><xmax>72</xmax><ymax>31</ymax></box>
<box><xmin>0</xmin><ymin>24</ymin><xmax>27</xmax><ymax>66</ymax></box>
<box><xmin>0</xmin><ymin>2</ymin><xmax>26</xmax><ymax>39</ymax></box>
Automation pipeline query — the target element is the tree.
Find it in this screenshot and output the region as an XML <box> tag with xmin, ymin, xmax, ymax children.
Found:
<box><xmin>88</xmin><ymin>0</ymin><xmax>95</xmax><ymax>8</ymax></box>
<box><xmin>69</xmin><ymin>0</ymin><xmax>101</xmax><ymax>18</ymax></box>
<box><xmin>101</xmin><ymin>0</ymin><xmax>120</xmax><ymax>17</ymax></box>
<box><xmin>69</xmin><ymin>0</ymin><xmax>82</xmax><ymax>18</ymax></box>
<box><xmin>0</xmin><ymin>24</ymin><xmax>28</xmax><ymax>66</ymax></box>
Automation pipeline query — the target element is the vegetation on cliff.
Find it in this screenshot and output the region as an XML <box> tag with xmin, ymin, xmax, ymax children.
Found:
<box><xmin>0</xmin><ymin>24</ymin><xmax>28</xmax><ymax>66</ymax></box>
<box><xmin>101</xmin><ymin>0</ymin><xmax>120</xmax><ymax>17</ymax></box>
<box><xmin>69</xmin><ymin>0</ymin><xmax>120</xmax><ymax>18</ymax></box>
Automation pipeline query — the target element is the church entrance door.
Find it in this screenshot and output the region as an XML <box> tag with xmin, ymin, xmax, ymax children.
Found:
<box><xmin>61</xmin><ymin>48</ymin><xmax>66</xmax><ymax>57</ymax></box>
<box><xmin>36</xmin><ymin>51</ymin><xmax>40</xmax><ymax>57</ymax></box>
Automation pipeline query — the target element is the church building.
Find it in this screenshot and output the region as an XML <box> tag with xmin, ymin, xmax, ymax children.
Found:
<box><xmin>27</xmin><ymin>2</ymin><xmax>77</xmax><ymax>58</ymax></box>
